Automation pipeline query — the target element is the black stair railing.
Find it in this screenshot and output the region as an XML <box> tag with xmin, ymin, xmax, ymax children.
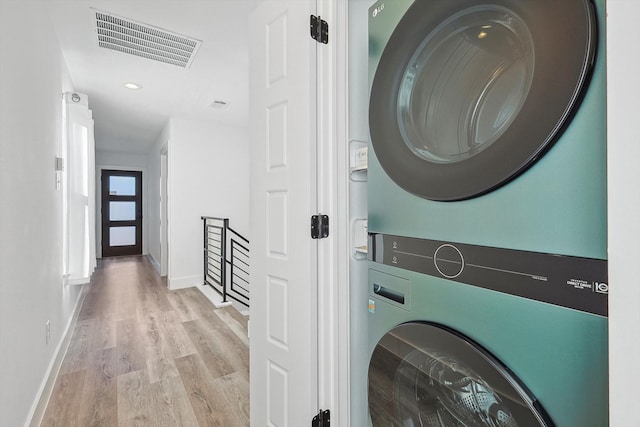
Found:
<box><xmin>202</xmin><ymin>216</ymin><xmax>250</xmax><ymax>307</ymax></box>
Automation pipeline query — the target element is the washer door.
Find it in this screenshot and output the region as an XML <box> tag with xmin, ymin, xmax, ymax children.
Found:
<box><xmin>368</xmin><ymin>322</ymin><xmax>552</xmax><ymax>426</ymax></box>
<box><xmin>369</xmin><ymin>0</ymin><xmax>597</xmax><ymax>201</ymax></box>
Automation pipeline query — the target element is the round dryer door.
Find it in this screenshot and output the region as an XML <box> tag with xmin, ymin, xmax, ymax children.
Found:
<box><xmin>368</xmin><ymin>322</ymin><xmax>553</xmax><ymax>426</ymax></box>
<box><xmin>369</xmin><ymin>0</ymin><xmax>597</xmax><ymax>201</ymax></box>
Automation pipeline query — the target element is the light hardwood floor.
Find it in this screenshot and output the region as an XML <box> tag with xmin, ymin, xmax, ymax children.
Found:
<box><xmin>40</xmin><ymin>256</ymin><xmax>249</xmax><ymax>427</ymax></box>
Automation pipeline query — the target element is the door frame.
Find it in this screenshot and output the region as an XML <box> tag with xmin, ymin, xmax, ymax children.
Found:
<box><xmin>316</xmin><ymin>0</ymin><xmax>350</xmax><ymax>424</ymax></box>
<box><xmin>160</xmin><ymin>146</ymin><xmax>169</xmax><ymax>277</ymax></box>
<box><xmin>607</xmin><ymin>1</ymin><xmax>640</xmax><ymax>424</ymax></box>
<box><xmin>96</xmin><ymin>164</ymin><xmax>148</xmax><ymax>258</ymax></box>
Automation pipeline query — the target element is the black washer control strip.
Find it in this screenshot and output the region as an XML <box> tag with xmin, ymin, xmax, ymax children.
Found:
<box><xmin>368</xmin><ymin>233</ymin><xmax>608</xmax><ymax>317</ymax></box>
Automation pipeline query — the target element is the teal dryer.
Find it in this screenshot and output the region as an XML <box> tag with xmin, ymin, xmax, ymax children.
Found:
<box><xmin>365</xmin><ymin>0</ymin><xmax>608</xmax><ymax>426</ymax></box>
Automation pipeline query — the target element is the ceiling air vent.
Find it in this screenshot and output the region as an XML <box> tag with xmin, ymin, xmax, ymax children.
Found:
<box><xmin>92</xmin><ymin>9</ymin><xmax>202</xmax><ymax>68</ymax></box>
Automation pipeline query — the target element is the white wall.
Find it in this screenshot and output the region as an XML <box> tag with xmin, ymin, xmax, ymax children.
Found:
<box><xmin>95</xmin><ymin>150</ymin><xmax>149</xmax><ymax>258</ymax></box>
<box><xmin>96</xmin><ymin>150</ymin><xmax>148</xmax><ymax>169</ymax></box>
<box><xmin>607</xmin><ymin>1</ymin><xmax>640</xmax><ymax>424</ymax></box>
<box><xmin>0</xmin><ymin>3</ymin><xmax>84</xmax><ymax>425</ymax></box>
<box><xmin>148</xmin><ymin>118</ymin><xmax>250</xmax><ymax>290</ymax></box>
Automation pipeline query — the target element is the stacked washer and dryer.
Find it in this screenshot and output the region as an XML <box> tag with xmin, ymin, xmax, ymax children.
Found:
<box><xmin>365</xmin><ymin>0</ymin><xmax>608</xmax><ymax>426</ymax></box>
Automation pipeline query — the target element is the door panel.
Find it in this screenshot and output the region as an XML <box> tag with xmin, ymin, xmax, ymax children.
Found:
<box><xmin>101</xmin><ymin>170</ymin><xmax>142</xmax><ymax>257</ymax></box>
<box><xmin>249</xmin><ymin>0</ymin><xmax>318</xmax><ymax>425</ymax></box>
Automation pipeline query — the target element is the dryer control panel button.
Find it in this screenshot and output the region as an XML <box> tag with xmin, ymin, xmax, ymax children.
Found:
<box><xmin>434</xmin><ymin>244</ymin><xmax>464</xmax><ymax>278</ymax></box>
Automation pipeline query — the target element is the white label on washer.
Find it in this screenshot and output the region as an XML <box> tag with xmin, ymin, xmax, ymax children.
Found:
<box><xmin>567</xmin><ymin>278</ymin><xmax>593</xmax><ymax>291</ymax></box>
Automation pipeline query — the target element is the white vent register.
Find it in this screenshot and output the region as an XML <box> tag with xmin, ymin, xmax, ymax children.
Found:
<box><xmin>92</xmin><ymin>9</ymin><xmax>201</xmax><ymax>68</ymax></box>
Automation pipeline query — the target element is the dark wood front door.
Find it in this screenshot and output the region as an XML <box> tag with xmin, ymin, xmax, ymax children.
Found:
<box><xmin>101</xmin><ymin>170</ymin><xmax>142</xmax><ymax>257</ymax></box>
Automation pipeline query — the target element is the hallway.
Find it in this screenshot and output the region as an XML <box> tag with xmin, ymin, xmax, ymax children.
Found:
<box><xmin>40</xmin><ymin>256</ymin><xmax>249</xmax><ymax>426</ymax></box>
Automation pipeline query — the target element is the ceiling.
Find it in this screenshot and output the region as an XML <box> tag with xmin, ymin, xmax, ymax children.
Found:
<box><xmin>47</xmin><ymin>0</ymin><xmax>257</xmax><ymax>153</ymax></box>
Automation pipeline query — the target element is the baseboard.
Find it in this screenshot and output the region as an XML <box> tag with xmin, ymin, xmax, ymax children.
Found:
<box><xmin>197</xmin><ymin>284</ymin><xmax>233</xmax><ymax>308</ymax></box>
<box><xmin>197</xmin><ymin>284</ymin><xmax>250</xmax><ymax>314</ymax></box>
<box><xmin>146</xmin><ymin>254</ymin><xmax>161</xmax><ymax>275</ymax></box>
<box><xmin>168</xmin><ymin>275</ymin><xmax>203</xmax><ymax>291</ymax></box>
<box><xmin>26</xmin><ymin>284</ymin><xmax>88</xmax><ymax>427</ymax></box>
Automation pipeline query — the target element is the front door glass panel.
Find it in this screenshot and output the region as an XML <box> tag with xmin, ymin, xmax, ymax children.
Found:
<box><xmin>109</xmin><ymin>226</ymin><xmax>136</xmax><ymax>246</ymax></box>
<box><xmin>109</xmin><ymin>175</ymin><xmax>136</xmax><ymax>196</ymax></box>
<box><xmin>109</xmin><ymin>201</ymin><xmax>136</xmax><ymax>221</ymax></box>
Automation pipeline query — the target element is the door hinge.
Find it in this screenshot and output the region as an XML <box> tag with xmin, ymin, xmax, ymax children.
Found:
<box><xmin>312</xmin><ymin>409</ymin><xmax>330</xmax><ymax>427</ymax></box>
<box><xmin>311</xmin><ymin>214</ymin><xmax>329</xmax><ymax>239</ymax></box>
<box><xmin>310</xmin><ymin>15</ymin><xmax>328</xmax><ymax>44</ymax></box>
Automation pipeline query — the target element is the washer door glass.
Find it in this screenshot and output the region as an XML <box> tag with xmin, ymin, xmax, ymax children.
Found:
<box><xmin>368</xmin><ymin>322</ymin><xmax>553</xmax><ymax>426</ymax></box>
<box><xmin>369</xmin><ymin>0</ymin><xmax>596</xmax><ymax>200</ymax></box>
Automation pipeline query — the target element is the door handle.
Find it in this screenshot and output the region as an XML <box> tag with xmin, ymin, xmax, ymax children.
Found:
<box><xmin>373</xmin><ymin>283</ymin><xmax>405</xmax><ymax>304</ymax></box>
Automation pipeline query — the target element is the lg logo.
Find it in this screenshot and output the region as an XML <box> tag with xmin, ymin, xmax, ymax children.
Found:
<box><xmin>372</xmin><ymin>4</ymin><xmax>385</xmax><ymax>18</ymax></box>
<box><xmin>595</xmin><ymin>282</ymin><xmax>608</xmax><ymax>294</ymax></box>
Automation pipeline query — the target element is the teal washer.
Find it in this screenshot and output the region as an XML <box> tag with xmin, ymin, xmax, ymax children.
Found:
<box><xmin>367</xmin><ymin>263</ymin><xmax>608</xmax><ymax>426</ymax></box>
<box><xmin>366</xmin><ymin>0</ymin><xmax>608</xmax><ymax>426</ymax></box>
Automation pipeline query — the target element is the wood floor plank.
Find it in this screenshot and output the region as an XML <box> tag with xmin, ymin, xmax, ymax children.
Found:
<box><xmin>116</xmin><ymin>289</ymin><xmax>138</xmax><ymax>321</ymax></box>
<box><xmin>136</xmin><ymin>270</ymin><xmax>173</xmax><ymax>317</ymax></box>
<box><xmin>184</xmin><ymin>287</ymin><xmax>218</xmax><ymax>313</ymax></box>
<box><xmin>182</xmin><ymin>318</ymin><xmax>237</xmax><ymax>379</ymax></box>
<box><xmin>149</xmin><ymin>376</ymin><xmax>199</xmax><ymax>426</ymax></box>
<box><xmin>175</xmin><ymin>354</ymin><xmax>245</xmax><ymax>427</ymax></box>
<box><xmin>40</xmin><ymin>370</ymin><xmax>85</xmax><ymax>427</ymax></box>
<box><xmin>90</xmin><ymin>313</ymin><xmax>117</xmax><ymax>351</ymax></box>
<box><xmin>137</xmin><ymin>288</ymin><xmax>172</xmax><ymax>317</ymax></box>
<box><xmin>200</xmin><ymin>312</ymin><xmax>250</xmax><ymax>376</ymax></box>
<box><xmin>158</xmin><ymin>310</ymin><xmax>198</xmax><ymax>359</ymax></box>
<box><xmin>213</xmin><ymin>371</ymin><xmax>250</xmax><ymax>425</ymax></box>
<box><xmin>117</xmin><ymin>370</ymin><xmax>153</xmax><ymax>427</ymax></box>
<box><xmin>77</xmin><ymin>347</ymin><xmax>118</xmax><ymax>427</ymax></box>
<box><xmin>166</xmin><ymin>290</ymin><xmax>202</xmax><ymax>322</ymax></box>
<box><xmin>59</xmin><ymin>319</ymin><xmax>94</xmax><ymax>374</ymax></box>
<box><xmin>224</xmin><ymin>304</ymin><xmax>249</xmax><ymax>330</ymax></box>
<box><xmin>116</xmin><ymin>316</ymin><xmax>146</xmax><ymax>376</ymax></box>
<box><xmin>213</xmin><ymin>306</ymin><xmax>249</xmax><ymax>347</ymax></box>
<box><xmin>78</xmin><ymin>287</ymin><xmax>112</xmax><ymax>321</ymax></box>
<box><xmin>139</xmin><ymin>312</ymin><xmax>180</xmax><ymax>384</ymax></box>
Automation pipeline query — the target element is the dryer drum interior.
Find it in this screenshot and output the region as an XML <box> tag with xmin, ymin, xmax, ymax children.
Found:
<box><xmin>369</xmin><ymin>0</ymin><xmax>597</xmax><ymax>201</ymax></box>
<box><xmin>368</xmin><ymin>322</ymin><xmax>553</xmax><ymax>427</ymax></box>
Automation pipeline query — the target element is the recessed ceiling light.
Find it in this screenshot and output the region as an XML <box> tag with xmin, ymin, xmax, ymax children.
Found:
<box><xmin>124</xmin><ymin>82</ymin><xmax>142</xmax><ymax>90</ymax></box>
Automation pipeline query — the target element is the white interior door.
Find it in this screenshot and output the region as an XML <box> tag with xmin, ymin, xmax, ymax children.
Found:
<box><xmin>249</xmin><ymin>1</ymin><xmax>319</xmax><ymax>425</ymax></box>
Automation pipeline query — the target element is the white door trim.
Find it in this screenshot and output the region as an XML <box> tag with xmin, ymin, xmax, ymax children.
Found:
<box><xmin>160</xmin><ymin>146</ymin><xmax>169</xmax><ymax>277</ymax></box>
<box><xmin>316</xmin><ymin>0</ymin><xmax>351</xmax><ymax>424</ymax></box>
<box><xmin>607</xmin><ymin>1</ymin><xmax>640</xmax><ymax>424</ymax></box>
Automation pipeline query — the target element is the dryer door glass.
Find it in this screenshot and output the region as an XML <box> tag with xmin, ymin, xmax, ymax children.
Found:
<box><xmin>368</xmin><ymin>322</ymin><xmax>552</xmax><ymax>426</ymax></box>
<box><xmin>369</xmin><ymin>0</ymin><xmax>597</xmax><ymax>201</ymax></box>
<box><xmin>397</xmin><ymin>6</ymin><xmax>534</xmax><ymax>164</ymax></box>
